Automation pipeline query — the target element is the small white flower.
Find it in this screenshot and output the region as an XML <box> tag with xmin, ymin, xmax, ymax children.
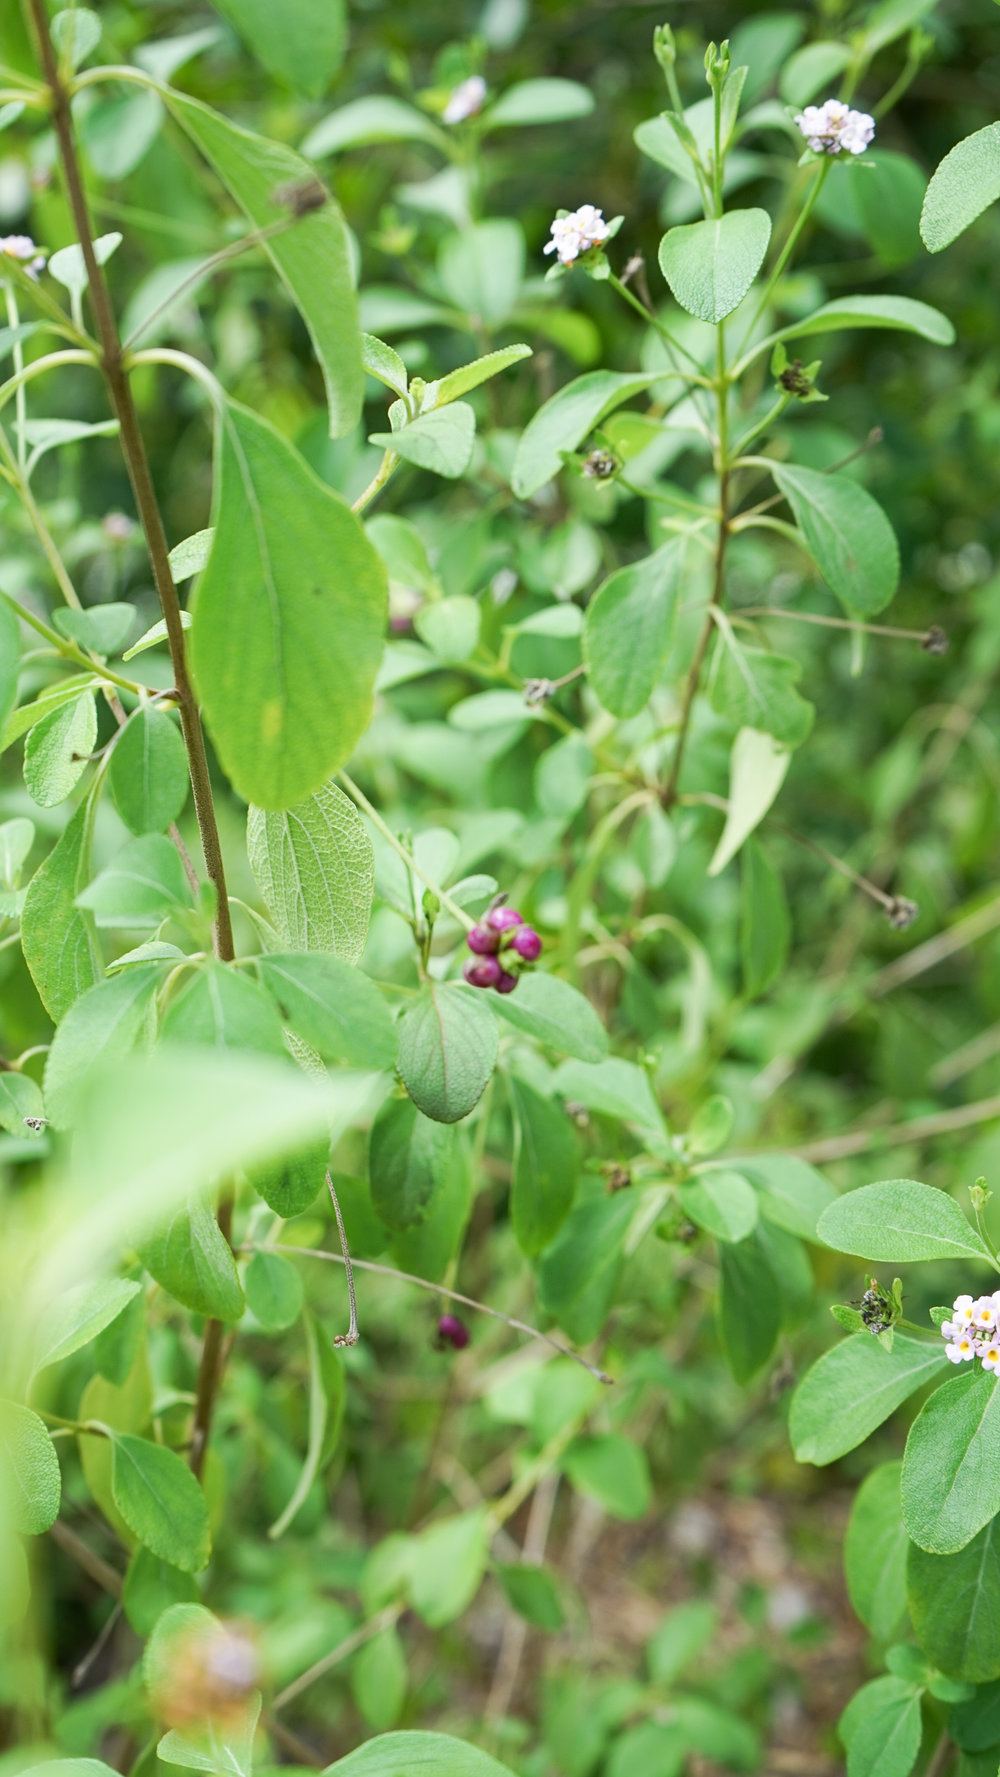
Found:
<box><xmin>952</xmin><ymin>1294</ymin><xmax>976</xmax><ymax>1326</ymax></box>
<box><xmin>0</xmin><ymin>234</ymin><xmax>45</xmax><ymax>279</ymax></box>
<box><xmin>946</xmin><ymin>1336</ymin><xmax>977</xmax><ymax>1363</ymax></box>
<box><xmin>983</xmin><ymin>1344</ymin><xmax>1000</xmax><ymax>1373</ymax></box>
<box><xmin>443</xmin><ymin>75</ymin><xmax>487</xmax><ymax>125</ymax></box>
<box><xmin>973</xmin><ymin>1296</ymin><xmax>998</xmax><ymax>1331</ymax></box>
<box><xmin>794</xmin><ymin>99</ymin><xmax>875</xmax><ymax>157</ymax></box>
<box><xmin>544</xmin><ymin>203</ymin><xmax>611</xmax><ymax>267</ymax></box>
<box><xmin>940</xmin><ymin>1319</ymin><xmax>959</xmax><ymax>1341</ymax></box>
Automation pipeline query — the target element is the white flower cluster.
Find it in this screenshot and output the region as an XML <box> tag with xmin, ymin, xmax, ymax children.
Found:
<box><xmin>794</xmin><ymin>99</ymin><xmax>875</xmax><ymax>157</ymax></box>
<box><xmin>942</xmin><ymin>1293</ymin><xmax>1000</xmax><ymax>1370</ymax></box>
<box><xmin>443</xmin><ymin>75</ymin><xmax>486</xmax><ymax>125</ymax></box>
<box><xmin>0</xmin><ymin>234</ymin><xmax>45</xmax><ymax>279</ymax></box>
<box><xmin>544</xmin><ymin>204</ymin><xmax>611</xmax><ymax>268</ymax></box>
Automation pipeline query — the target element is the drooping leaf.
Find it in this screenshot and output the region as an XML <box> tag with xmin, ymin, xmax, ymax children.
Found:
<box><xmin>257</xmin><ymin>953</ymin><xmax>396</xmax><ymax>1069</ymax></box>
<box><xmin>908</xmin><ymin>1518</ymin><xmax>1000</xmax><ymax>1681</ymax></box>
<box><xmin>0</xmin><ymin>1401</ymin><xmax>61</xmax><ymax>1534</ymax></box>
<box><xmin>369</xmin><ymin>1096</ymin><xmax>457</xmax><ymax>1230</ymax></box>
<box><xmin>109</xmin><ymin>705</ymin><xmax>189</xmax><ymax>835</ymax></box>
<box><xmin>921</xmin><ymin>123</ymin><xmax>1000</xmax><ymax>252</ymax></box>
<box><xmin>791</xmin><ymin>1331</ymin><xmax>947</xmax><ymax>1465</ymax></box>
<box><xmin>249</xmin><ymin>1140</ymin><xmax>328</xmax><ymax>1218</ymax></box>
<box><xmin>845</xmin><ymin>1463</ymin><xmax>908</xmax><ymax>1643</ymax></box>
<box><xmin>109</xmin><ymin>1431</ymin><xmax>211</xmax><ymax>1571</ymax></box>
<box><xmin>247</xmin><ymin>780</ymin><xmax>374</xmax><ymax>962</ymax></box>
<box><xmin>138</xmin><ymin>1201</ymin><xmax>245</xmax><ymax>1321</ymax></box>
<box><xmin>77</xmin><ymin>834</ymin><xmax>194</xmax><ymax>928</ymax></box>
<box><xmin>773</xmin><ymin>293</ymin><xmax>955</xmax><ymax>350</ymax></box>
<box><xmin>44</xmin><ymin>965</ymin><xmax>163</xmax><ymax>1127</ymax></box>
<box><xmin>511</xmin><ymin>371</ymin><xmax>661</xmax><ymax>500</ymax></box>
<box><xmin>208</xmin><ymin>0</ymin><xmax>346</xmax><ymax>98</ymax></box>
<box><xmin>369</xmin><ymin>404</ymin><xmax>475</xmax><ymax>479</ymax></box>
<box><xmin>772</xmin><ymin>463</ymin><xmax>899</xmax><ymax>617</ymax></box>
<box><xmin>584</xmin><ymin>542</ymin><xmax>683</xmax><ymax>718</ymax></box>
<box><xmin>707</xmin><ymin>727</ymin><xmax>791</xmax><ymax>876</ymax></box>
<box><xmin>189</xmin><ymin>401</ymin><xmax>386</xmax><ymax>809</ymax></box>
<box><xmin>658</xmin><ymin>209</ymin><xmax>771</xmax><ymax>323</ymax></box>
<box><xmin>21</xmin><ymin>800</ymin><xmax>100</xmax><ymax>1020</ymax></box>
<box><xmin>396</xmin><ymin>984</ymin><xmax>498</xmax><ymax>1124</ymax></box>
<box><xmin>166</xmin><ymin>92</ymin><xmax>363</xmax><ymax>434</ymax></box>
<box><xmin>902</xmin><ymin>1366</ymin><xmax>1000</xmax><ymax>1554</ymax></box>
<box><xmin>538</xmin><ymin>1193</ymin><xmax>635</xmax><ymax>1344</ymax></box>
<box><xmin>717</xmin><ymin>1233</ymin><xmax>781</xmax><ymax>1381</ymax></box>
<box><xmin>508</xmin><ymin>1074</ymin><xmax>578</xmax><ymax>1256</ymax></box>
<box><xmin>817</xmin><ymin>1179</ymin><xmax>993</xmax><ymax>1265</ymax></box>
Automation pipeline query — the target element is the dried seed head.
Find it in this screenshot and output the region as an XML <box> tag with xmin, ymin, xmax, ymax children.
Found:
<box><xmin>922</xmin><ymin>625</ymin><xmax>949</xmax><ymax>655</ymax></box>
<box><xmin>886</xmin><ymin>896</ymin><xmax>919</xmax><ymax>930</ymax></box>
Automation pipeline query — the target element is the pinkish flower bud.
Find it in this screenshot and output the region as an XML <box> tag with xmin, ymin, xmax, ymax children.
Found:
<box><xmin>487</xmin><ymin>905</ymin><xmax>522</xmax><ymax>932</ymax></box>
<box><xmin>437</xmin><ymin>1313</ymin><xmax>470</xmax><ymax>1349</ymax></box>
<box><xmin>467</xmin><ymin>923</ymin><xmax>500</xmax><ymax>955</ymax></box>
<box><xmin>464</xmin><ymin>955</ymin><xmax>502</xmax><ymax>989</ymax></box>
<box><xmin>511</xmin><ymin>926</ymin><xmax>542</xmax><ymax>961</ymax></box>
<box><xmin>495</xmin><ymin>970</ymin><xmax>518</xmax><ymax>994</ymax></box>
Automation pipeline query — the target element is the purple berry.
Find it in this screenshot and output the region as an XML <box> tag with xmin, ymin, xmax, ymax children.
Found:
<box><xmin>467</xmin><ymin>923</ymin><xmax>500</xmax><ymax>955</ymax></box>
<box><xmin>512</xmin><ymin>926</ymin><xmax>542</xmax><ymax>961</ymax></box>
<box><xmin>464</xmin><ymin>955</ymin><xmax>502</xmax><ymax>989</ymax></box>
<box><xmin>495</xmin><ymin>970</ymin><xmax>518</xmax><ymax>994</ymax></box>
<box><xmin>487</xmin><ymin>905</ymin><xmax>522</xmax><ymax>933</ymax></box>
<box><xmin>437</xmin><ymin>1314</ymin><xmax>469</xmax><ymax>1349</ymax></box>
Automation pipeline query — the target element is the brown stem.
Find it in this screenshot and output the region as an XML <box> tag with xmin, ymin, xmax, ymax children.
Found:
<box><xmin>48</xmin><ymin>1519</ymin><xmax>123</xmax><ymax>1598</ymax></box>
<box><xmin>24</xmin><ymin>0</ymin><xmax>233</xmax><ymax>966</ymax></box>
<box><xmin>663</xmin><ymin>467</ymin><xmax>729</xmax><ymax>808</ymax></box>
<box><xmin>189</xmin><ymin>1187</ymin><xmax>235</xmax><ymax>1479</ymax></box>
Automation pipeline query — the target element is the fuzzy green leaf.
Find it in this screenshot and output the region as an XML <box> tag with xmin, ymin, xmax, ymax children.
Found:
<box><xmin>584</xmin><ymin>542</ymin><xmax>683</xmax><ymax>718</ymax></box>
<box><xmin>845</xmin><ymin>1462</ymin><xmax>908</xmax><ymax>1643</ymax></box>
<box><xmin>791</xmin><ymin>1331</ymin><xmax>948</xmax><ymax>1465</ymax></box>
<box><xmin>369</xmin><ymin>1096</ymin><xmax>457</xmax><ymax>1230</ymax></box>
<box><xmin>109</xmin><ymin>1432</ymin><xmax>210</xmax><ymax>1571</ymax></box>
<box><xmin>658</xmin><ymin>209</ymin><xmax>771</xmax><ymax>323</ymax></box>
<box><xmin>921</xmin><ymin>123</ymin><xmax>1000</xmax><ymax>252</ymax></box>
<box><xmin>509</xmin><ymin>1074</ymin><xmax>578</xmax><ymax>1256</ymax></box>
<box><xmin>818</xmin><ymin>1179</ymin><xmax>993</xmax><ymax>1265</ymax></box>
<box><xmin>397</xmin><ymin>983</ymin><xmax>497</xmax><ymax>1124</ymax></box>
<box><xmin>511</xmin><ymin>371</ymin><xmax>661</xmax><ymax>500</ymax></box>
<box><xmin>902</xmin><ymin>1366</ymin><xmax>1000</xmax><ymax>1554</ymax></box>
<box><xmin>257</xmin><ymin>952</ymin><xmax>396</xmax><ymax>1069</ymax></box>
<box><xmin>109</xmin><ymin>705</ymin><xmax>189</xmax><ymax>835</ymax></box>
<box><xmin>772</xmin><ymin>463</ymin><xmax>899</xmax><ymax>618</ymax></box>
<box><xmin>21</xmin><ymin>801</ymin><xmax>99</xmax><ymax>1019</ymax></box>
<box><xmin>908</xmin><ymin>1517</ymin><xmax>1000</xmax><ymax>1681</ymax></box>
<box><xmin>208</xmin><ymin>0</ymin><xmax>345</xmax><ymax>98</ymax></box>
<box><xmin>139</xmin><ymin>1201</ymin><xmax>245</xmax><ymax>1321</ymax></box>
<box><xmin>0</xmin><ymin>1401</ymin><xmax>61</xmax><ymax>1534</ymax></box>
<box><xmin>247</xmin><ymin>780</ymin><xmax>374</xmax><ymax>962</ymax></box>
<box><xmin>44</xmin><ymin>965</ymin><xmax>163</xmax><ymax>1127</ymax></box>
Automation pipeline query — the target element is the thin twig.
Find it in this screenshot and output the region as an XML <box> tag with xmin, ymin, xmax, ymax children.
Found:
<box><xmin>792</xmin><ymin>1094</ymin><xmax>1000</xmax><ymax>1164</ymax></box>
<box><xmin>252</xmin><ymin>1243</ymin><xmax>613</xmax><ymax>1385</ymax></box>
<box><xmin>48</xmin><ymin>1518</ymin><xmax>123</xmax><ymax>1598</ymax></box>
<box><xmin>326</xmin><ymin>1172</ymin><xmax>358</xmax><ymax>1348</ymax></box>
<box><xmin>273</xmin><ymin>1602</ymin><xmax>403</xmax><ymax>1710</ymax></box>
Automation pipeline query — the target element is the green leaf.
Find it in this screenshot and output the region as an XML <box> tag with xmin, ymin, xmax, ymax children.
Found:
<box><xmin>909</xmin><ymin>1518</ymin><xmax>1000</xmax><ymax>1681</ymax></box>
<box><xmin>44</xmin><ymin>965</ymin><xmax>163</xmax><ymax>1127</ymax></box>
<box><xmin>81</xmin><ymin>92</ymin><xmax>163</xmax><ymax>179</ymax></box>
<box><xmin>903</xmin><ymin>1366</ymin><xmax>1000</xmax><ymax>1554</ymax></box>
<box><xmin>921</xmin><ymin>124</ymin><xmax>1000</xmax><ymax>251</ymax></box>
<box><xmin>583</xmin><ymin>542</ymin><xmax>683</xmax><ymax>718</ymax></box>
<box><xmin>791</xmin><ymin>1331</ymin><xmax>947</xmax><ymax>1465</ymax></box>
<box><xmin>123</xmin><ymin>610</ymin><xmax>193</xmax><ymax>659</ymax></box>
<box><xmin>53</xmin><ymin>603</ymin><xmax>135</xmax><ymax>657</ymax></box>
<box><xmin>0</xmin><ymin>815</ymin><xmax>34</xmax><ymax>888</ymax></box>
<box><xmin>370</xmin><ymin>404</ymin><xmax>476</xmax><ymax>480</ymax></box>
<box><xmin>740</xmin><ymin>840</ymin><xmax>790</xmax><ymax>999</ymax></box>
<box><xmin>679</xmin><ymin>1171</ymin><xmax>758</xmax><ymax>1243</ymax></box>
<box><xmin>508</xmin><ymin>1074</ymin><xmax>578</xmax><ymax>1257</ymax></box>
<box><xmin>139</xmin><ymin>1201</ymin><xmax>245</xmax><ymax>1321</ymax></box>
<box><xmin>710</xmin><ymin>644</ymin><xmax>814</xmax><ymax>749</ymax></box>
<box><xmin>845</xmin><ymin>1463</ymin><xmax>908</xmax><ymax>1643</ymax></box>
<box><xmin>562</xmin><ymin>1435</ymin><xmax>652</xmax><ymax>1520</ymax></box>
<box><xmin>658</xmin><ymin>209</ymin><xmax>770</xmax><ymax>323</ymax></box>
<box><xmin>0</xmin><ymin>1401</ymin><xmax>61</xmax><ymax>1534</ymax></box>
<box><xmin>707</xmin><ymin>727</ymin><xmax>790</xmax><ymax>877</ymax></box>
<box><xmin>302</xmin><ymin>97</ymin><xmax>444</xmax><ymax>159</ymax></box>
<box><xmin>496</xmin><ymin>1563</ymin><xmax>565</xmax><ymax>1631</ymax></box>
<box><xmin>47</xmin><ymin>231</ymin><xmax>121</xmax><ymax>300</ymax></box>
<box><xmin>269</xmin><ymin>1310</ymin><xmax>334</xmax><ymax>1537</ymax></box>
<box><xmin>408</xmin><ymin>1509</ymin><xmax>490</xmax><ymax>1627</ymax></box>
<box><xmin>646</xmin><ymin>1600</ymin><xmax>718</xmax><ymax>1684</ymax></box>
<box><xmin>2</xmin><ymin>675</ymin><xmax>98</xmax><ymax>750</ymax></box>
<box><xmin>351</xmin><ymin>1626</ymin><xmax>408</xmax><ymax>1733</ymax></box>
<box><xmin>840</xmin><ymin>1675</ymin><xmax>923</xmax><ymax>1777</ymax></box>
<box><xmin>109</xmin><ymin>705</ymin><xmax>189</xmax><ymax>835</ymax></box>
<box><xmin>865</xmin><ymin>0</ymin><xmax>938</xmax><ymax>52</ymax></box>
<box><xmin>168</xmin><ymin>529</ymin><xmax>215</xmax><ymax>581</ymax></box>
<box><xmin>425</xmin><ymin>344</ymin><xmax>532</xmax><ymax>409</ymax></box>
<box><xmin>23</xmin><ymin>692</ymin><xmax>96</xmax><ymax>808</ymax></box>
<box><xmin>817</xmin><ymin>1179</ymin><xmax>993</xmax><ymax>1265</ymax></box>
<box><xmin>485</xmin><ymin>77</ymin><xmax>593</xmax><ymax>128</ymax></box>
<box><xmin>414</xmin><ymin>597</ymin><xmax>482</xmax><ymax>663</ymax></box>
<box><xmin>369</xmin><ymin>1096</ymin><xmax>457</xmax><ymax>1230</ymax></box>
<box><xmin>717</xmin><ymin>1234</ymin><xmax>780</xmax><ymax>1381</ymax></box>
<box><xmin>397</xmin><ymin>983</ymin><xmax>497</xmax><ymax>1125</ymax></box>
<box><xmin>109</xmin><ymin>1431</ymin><xmax>210</xmax><ymax>1572</ymax></box>
<box><xmin>776</xmin><ymin>293</ymin><xmax>955</xmax><ymax>350</ymax></box>
<box><xmin>257</xmin><ymin>953</ymin><xmax>396</xmax><ymax>1069</ymax></box>
<box><xmin>538</xmin><ymin>1194</ymin><xmax>635</xmax><ymax>1343</ymax></box>
<box><xmin>190</xmin><ymin>400</ymin><xmax>386</xmax><ymax>809</ymax></box>
<box><xmin>166</xmin><ymin>93</ymin><xmax>362</xmax><ymax>435</ymax></box>
<box><xmin>734</xmin><ymin>1153</ymin><xmax>835</xmax><ymax>1241</ymax></box>
<box><xmin>438</xmin><ymin>221</ymin><xmax>524</xmax><ymax>329</ymax></box>
<box><xmin>850</xmin><ymin>151</ymin><xmax>926</xmax><ymax>269</ymax></box>
<box><xmin>161</xmin><ymin>962</ymin><xmax>286</xmax><ymax>1055</ymax></box>
<box><xmin>247</xmin><ymin>780</ymin><xmax>373</xmax><ymax>964</ymax></box>
<box><xmin>52</xmin><ymin>7</ymin><xmax>102</xmax><ymax>69</ymax></box>
<box><xmin>249</xmin><ymin>1140</ymin><xmax>328</xmax><ymax>1218</ymax></box>
<box><xmin>77</xmin><ymin>834</ymin><xmax>194</xmax><ymax>928</ymax></box>
<box><xmin>389</xmin><ymin>1133</ymin><xmax>471</xmax><ymax>1285</ymax></box>
<box><xmin>552</xmin><ymin>1055</ymin><xmax>667</xmax><ymax>1145</ymax></box>
<box><xmin>325</xmin><ymin>1733</ymin><xmax>518</xmax><ymax>1777</ymax></box>
<box><xmin>208</xmin><ymin>0</ymin><xmax>345</xmax><ymax>98</ymax></box>
<box><xmin>511</xmin><ymin>371</ymin><xmax>661</xmax><ymax>500</ymax></box>
<box><xmin>244</xmin><ymin>1250</ymin><xmax>304</xmax><ymax>1332</ymax></box>
<box><xmin>772</xmin><ymin>463</ymin><xmax>900</xmax><ymax>618</ymax></box>
<box><xmin>0</xmin><ymin>595</ymin><xmax>21</xmax><ymax>736</ymax></box>
<box><xmin>950</xmin><ymin>1679</ymin><xmax>1000</xmax><ymax>1752</ymax></box>
<box><xmin>779</xmin><ymin>41</ymin><xmax>852</xmax><ymax>107</ymax></box>
<box><xmin>0</xmin><ymin>1070</ymin><xmax>44</xmax><ymax>1137</ymax></box>
<box><xmin>122</xmin><ymin>1546</ymin><xmax>199</xmax><ymax>1637</ymax></box>
<box><xmin>21</xmin><ymin>800</ymin><xmax>99</xmax><ymax>1019</ymax></box>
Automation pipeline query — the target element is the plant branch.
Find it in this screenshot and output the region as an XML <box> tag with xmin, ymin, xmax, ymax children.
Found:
<box><xmin>338</xmin><ymin>771</ymin><xmax>475</xmax><ymax>931</ymax></box>
<box><xmin>792</xmin><ymin>1095</ymin><xmax>1000</xmax><ymax>1165</ymax></box>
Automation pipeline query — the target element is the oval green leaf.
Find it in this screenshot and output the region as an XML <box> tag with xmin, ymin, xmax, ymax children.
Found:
<box><xmin>845</xmin><ymin>1462</ymin><xmax>908</xmax><ymax>1643</ymax></box>
<box><xmin>509</xmin><ymin>1074</ymin><xmax>578</xmax><ymax>1257</ymax></box>
<box><xmin>511</xmin><ymin>371</ymin><xmax>660</xmax><ymax>500</ymax></box>
<box><xmin>109</xmin><ymin>1431</ymin><xmax>210</xmax><ymax>1571</ymax></box>
<box><xmin>584</xmin><ymin>542</ymin><xmax>683</xmax><ymax>718</ymax></box>
<box><xmin>658</xmin><ymin>208</ymin><xmax>771</xmax><ymax>323</ymax></box>
<box><xmin>817</xmin><ymin>1179</ymin><xmax>993</xmax><ymax>1265</ymax></box>
<box><xmin>902</xmin><ymin>1366</ymin><xmax>1000</xmax><ymax>1554</ymax></box>
<box><xmin>0</xmin><ymin>1401</ymin><xmax>61</xmax><ymax>1535</ymax></box>
<box><xmin>109</xmin><ymin>705</ymin><xmax>189</xmax><ymax>835</ymax></box>
<box><xmin>908</xmin><ymin>1517</ymin><xmax>1000</xmax><ymax>1681</ymax></box>
<box><xmin>397</xmin><ymin>983</ymin><xmax>498</xmax><ymax>1124</ymax></box>
<box><xmin>921</xmin><ymin>123</ymin><xmax>1000</xmax><ymax>252</ymax></box>
<box><xmin>772</xmin><ymin>463</ymin><xmax>899</xmax><ymax>618</ymax></box>
<box><xmin>248</xmin><ymin>780</ymin><xmax>374</xmax><ymax>962</ymax></box>
<box><xmin>257</xmin><ymin>952</ymin><xmax>396</xmax><ymax>1069</ymax></box>
<box><xmin>369</xmin><ymin>1096</ymin><xmax>456</xmax><ymax>1229</ymax></box>
<box><xmin>790</xmin><ymin>1331</ymin><xmax>948</xmax><ymax>1465</ymax></box>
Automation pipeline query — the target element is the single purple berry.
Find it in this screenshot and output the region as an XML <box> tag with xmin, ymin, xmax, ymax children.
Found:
<box><xmin>438</xmin><ymin>1313</ymin><xmax>469</xmax><ymax>1350</ymax></box>
<box><xmin>511</xmin><ymin>926</ymin><xmax>542</xmax><ymax>961</ymax></box>
<box><xmin>467</xmin><ymin>923</ymin><xmax>500</xmax><ymax>955</ymax></box>
<box><xmin>464</xmin><ymin>955</ymin><xmax>502</xmax><ymax>989</ymax></box>
<box><xmin>495</xmin><ymin>970</ymin><xmax>518</xmax><ymax>994</ymax></box>
<box><xmin>487</xmin><ymin>905</ymin><xmax>523</xmax><ymax>933</ymax></box>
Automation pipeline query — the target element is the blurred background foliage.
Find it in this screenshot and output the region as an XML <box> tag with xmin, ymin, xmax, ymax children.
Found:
<box><xmin>4</xmin><ymin>1</ymin><xmax>1000</xmax><ymax>1773</ymax></box>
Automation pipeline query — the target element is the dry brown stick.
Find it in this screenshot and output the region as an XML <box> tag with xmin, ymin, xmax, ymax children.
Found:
<box><xmin>48</xmin><ymin>1518</ymin><xmax>123</xmax><ymax>1598</ymax></box>
<box><xmin>792</xmin><ymin>1093</ymin><xmax>1000</xmax><ymax>1164</ymax></box>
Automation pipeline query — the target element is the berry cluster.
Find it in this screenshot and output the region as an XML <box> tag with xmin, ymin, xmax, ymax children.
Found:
<box><xmin>463</xmin><ymin>901</ymin><xmax>542</xmax><ymax>995</ymax></box>
<box><xmin>941</xmin><ymin>1292</ymin><xmax>1000</xmax><ymax>1370</ymax></box>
